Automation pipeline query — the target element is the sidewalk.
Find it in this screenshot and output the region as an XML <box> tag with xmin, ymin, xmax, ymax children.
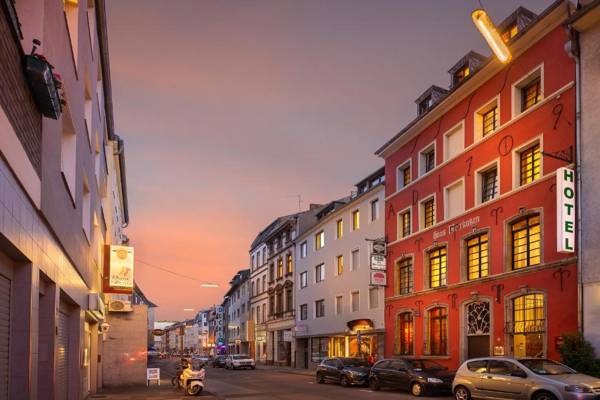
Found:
<box><xmin>88</xmin><ymin>378</ymin><xmax>218</xmax><ymax>399</ymax></box>
<box><xmin>255</xmin><ymin>364</ymin><xmax>315</xmax><ymax>377</ymax></box>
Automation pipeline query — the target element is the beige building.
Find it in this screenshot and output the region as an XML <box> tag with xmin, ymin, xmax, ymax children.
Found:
<box><xmin>295</xmin><ymin>168</ymin><xmax>385</xmax><ymax>369</ymax></box>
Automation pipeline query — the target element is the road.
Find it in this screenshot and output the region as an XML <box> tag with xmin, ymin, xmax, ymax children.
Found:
<box><xmin>146</xmin><ymin>358</ymin><xmax>453</xmax><ymax>400</ymax></box>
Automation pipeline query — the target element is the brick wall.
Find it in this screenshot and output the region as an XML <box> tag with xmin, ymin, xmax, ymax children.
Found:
<box><xmin>0</xmin><ymin>4</ymin><xmax>42</xmax><ymax>176</ymax></box>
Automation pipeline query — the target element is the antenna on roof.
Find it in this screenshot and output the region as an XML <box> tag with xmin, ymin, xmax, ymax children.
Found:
<box><xmin>296</xmin><ymin>195</ymin><xmax>302</xmax><ymax>211</ymax></box>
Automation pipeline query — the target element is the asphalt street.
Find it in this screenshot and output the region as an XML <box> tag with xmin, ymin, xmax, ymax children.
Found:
<box><xmin>110</xmin><ymin>358</ymin><xmax>454</xmax><ymax>400</ymax></box>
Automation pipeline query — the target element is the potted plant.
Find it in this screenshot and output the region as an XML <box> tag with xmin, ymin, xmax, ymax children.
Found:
<box><xmin>23</xmin><ymin>39</ymin><xmax>65</xmax><ymax>119</ymax></box>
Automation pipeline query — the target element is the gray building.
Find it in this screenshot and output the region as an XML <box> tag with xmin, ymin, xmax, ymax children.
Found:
<box><xmin>224</xmin><ymin>269</ymin><xmax>251</xmax><ymax>354</ymax></box>
<box><xmin>295</xmin><ymin>168</ymin><xmax>385</xmax><ymax>369</ymax></box>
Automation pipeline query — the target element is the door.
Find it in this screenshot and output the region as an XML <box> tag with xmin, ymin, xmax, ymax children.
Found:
<box><xmin>56</xmin><ymin>311</ymin><xmax>70</xmax><ymax>400</ymax></box>
<box><xmin>480</xmin><ymin>360</ymin><xmax>528</xmax><ymax>400</ymax></box>
<box><xmin>0</xmin><ymin>275</ymin><xmax>10</xmax><ymax>399</ymax></box>
<box><xmin>466</xmin><ymin>301</ymin><xmax>491</xmax><ymax>359</ymax></box>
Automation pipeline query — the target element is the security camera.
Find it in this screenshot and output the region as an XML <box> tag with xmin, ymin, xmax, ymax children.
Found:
<box><xmin>100</xmin><ymin>322</ymin><xmax>110</xmax><ymax>333</ymax></box>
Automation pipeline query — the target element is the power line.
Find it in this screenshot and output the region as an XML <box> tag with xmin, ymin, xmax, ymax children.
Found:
<box><xmin>136</xmin><ymin>259</ymin><xmax>215</xmax><ymax>284</ymax></box>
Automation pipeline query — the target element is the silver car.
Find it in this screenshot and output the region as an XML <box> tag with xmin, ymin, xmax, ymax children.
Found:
<box><xmin>453</xmin><ymin>357</ymin><xmax>600</xmax><ymax>400</ymax></box>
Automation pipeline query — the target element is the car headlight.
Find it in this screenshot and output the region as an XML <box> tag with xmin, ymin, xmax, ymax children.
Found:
<box><xmin>427</xmin><ymin>377</ymin><xmax>444</xmax><ymax>384</ymax></box>
<box><xmin>565</xmin><ymin>385</ymin><xmax>592</xmax><ymax>393</ymax></box>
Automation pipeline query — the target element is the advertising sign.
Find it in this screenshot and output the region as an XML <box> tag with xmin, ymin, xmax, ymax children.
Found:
<box><xmin>146</xmin><ymin>368</ymin><xmax>160</xmax><ymax>386</ymax></box>
<box><xmin>371</xmin><ymin>239</ymin><xmax>386</xmax><ymax>256</ymax></box>
<box><xmin>109</xmin><ymin>245</ymin><xmax>134</xmax><ymax>289</ymax></box>
<box><xmin>106</xmin><ymin>293</ymin><xmax>133</xmax><ymax>312</ymax></box>
<box><xmin>370</xmin><ymin>254</ymin><xmax>386</xmax><ymax>270</ymax></box>
<box><xmin>370</xmin><ymin>270</ymin><xmax>387</xmax><ymax>286</ymax></box>
<box><xmin>152</xmin><ymin>329</ymin><xmax>165</xmax><ymax>337</ymax></box>
<box><xmin>557</xmin><ymin>167</ymin><xmax>575</xmax><ymax>253</ymax></box>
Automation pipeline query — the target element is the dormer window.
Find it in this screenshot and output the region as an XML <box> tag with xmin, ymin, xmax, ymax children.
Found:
<box><xmin>418</xmin><ymin>95</ymin><xmax>433</xmax><ymax>115</ymax></box>
<box><xmin>453</xmin><ymin>66</ymin><xmax>470</xmax><ymax>86</ymax></box>
<box><xmin>502</xmin><ymin>23</ymin><xmax>518</xmax><ymax>42</ymax></box>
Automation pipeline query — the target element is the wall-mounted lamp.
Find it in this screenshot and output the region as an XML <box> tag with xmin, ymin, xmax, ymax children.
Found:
<box><xmin>472</xmin><ymin>9</ymin><xmax>512</xmax><ymax>64</ymax></box>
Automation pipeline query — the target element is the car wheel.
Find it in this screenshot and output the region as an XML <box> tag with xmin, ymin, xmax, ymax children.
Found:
<box><xmin>454</xmin><ymin>385</ymin><xmax>471</xmax><ymax>400</ymax></box>
<box><xmin>369</xmin><ymin>377</ymin><xmax>380</xmax><ymax>391</ymax></box>
<box><xmin>316</xmin><ymin>373</ymin><xmax>325</xmax><ymax>384</ymax></box>
<box><xmin>340</xmin><ymin>375</ymin><xmax>350</xmax><ymax>387</ymax></box>
<box><xmin>533</xmin><ymin>391</ymin><xmax>558</xmax><ymax>400</ymax></box>
<box><xmin>411</xmin><ymin>382</ymin><xmax>424</xmax><ymax>397</ymax></box>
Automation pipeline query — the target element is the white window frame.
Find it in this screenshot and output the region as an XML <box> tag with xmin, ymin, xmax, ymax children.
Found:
<box><xmin>442</xmin><ymin>120</ymin><xmax>465</xmax><ymax>162</ymax></box>
<box><xmin>511</xmin><ymin>135</ymin><xmax>543</xmax><ymax>190</ymax></box>
<box><xmin>315</xmin><ymin>263</ymin><xmax>325</xmax><ymax>283</ymax></box>
<box><xmin>396</xmin><ymin>159</ymin><xmax>412</xmax><ymax>191</ymax></box>
<box><xmin>419</xmin><ymin>194</ymin><xmax>437</xmax><ymax>231</ymax></box>
<box><xmin>300</xmin><ymin>271</ymin><xmax>308</xmax><ymax>289</ymax></box>
<box><xmin>396</xmin><ymin>205</ymin><xmax>412</xmax><ymax>240</ymax></box>
<box><xmin>315</xmin><ymin>231</ymin><xmax>325</xmax><ymax>250</ymax></box>
<box><xmin>443</xmin><ymin>178</ymin><xmax>465</xmax><ymax>220</ymax></box>
<box><xmin>474</xmin><ymin>95</ymin><xmax>501</xmax><ymax>141</ymax></box>
<box><xmin>370</xmin><ymin>197</ymin><xmax>380</xmax><ymax>222</ymax></box>
<box><xmin>418</xmin><ymin>140</ymin><xmax>436</xmax><ymax>176</ymax></box>
<box><xmin>511</xmin><ymin>63</ymin><xmax>544</xmax><ymax>118</ymax></box>
<box><xmin>315</xmin><ymin>299</ymin><xmax>325</xmax><ymax>318</ymax></box>
<box><xmin>475</xmin><ymin>158</ymin><xmax>500</xmax><ymax>206</ymax></box>
<box><xmin>300</xmin><ymin>241</ymin><xmax>307</xmax><ymax>258</ymax></box>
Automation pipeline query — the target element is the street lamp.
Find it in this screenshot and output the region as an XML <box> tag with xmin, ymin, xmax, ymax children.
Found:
<box><xmin>200</xmin><ymin>283</ymin><xmax>219</xmax><ymax>288</ymax></box>
<box><xmin>472</xmin><ymin>9</ymin><xmax>512</xmax><ymax>64</ymax></box>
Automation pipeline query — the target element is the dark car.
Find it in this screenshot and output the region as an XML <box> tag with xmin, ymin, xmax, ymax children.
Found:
<box><xmin>369</xmin><ymin>358</ymin><xmax>455</xmax><ymax>396</ymax></box>
<box><xmin>316</xmin><ymin>357</ymin><xmax>371</xmax><ymax>387</ymax></box>
<box><xmin>212</xmin><ymin>355</ymin><xmax>227</xmax><ymax>368</ymax></box>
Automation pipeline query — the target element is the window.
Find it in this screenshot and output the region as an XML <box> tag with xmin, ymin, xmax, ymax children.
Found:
<box><xmin>277</xmin><ymin>258</ymin><xmax>283</xmax><ymax>278</ymax></box>
<box><xmin>269</xmin><ymin>296</ymin><xmax>275</xmax><ymax>315</ymax></box>
<box><xmin>61</xmin><ymin>108</ymin><xmax>77</xmax><ymax>200</ymax></box>
<box><xmin>300</xmin><ymin>271</ymin><xmax>308</xmax><ymax>288</ymax></box>
<box><xmin>311</xmin><ymin>337</ymin><xmax>328</xmax><ymax>362</ymax></box>
<box><xmin>513</xmin><ymin>68</ymin><xmax>543</xmax><ymax>116</ymax></box>
<box><xmin>511</xmin><ymin>294</ymin><xmax>545</xmax><ymax>357</ymax></box>
<box><xmin>269</xmin><ymin>263</ymin><xmax>274</xmax><ymax>282</ymax></box>
<box><xmin>398</xmin><ymin>209</ymin><xmax>411</xmax><ymax>238</ymax></box>
<box><xmin>397</xmin><ymin>162</ymin><xmax>411</xmax><ymax>190</ymax></box>
<box><xmin>481</xmin><ymin>167</ymin><xmax>498</xmax><ymax>203</ymax></box>
<box><xmin>522</xmin><ymin>78</ymin><xmax>541</xmax><ymax>111</ymax></box>
<box><xmin>300</xmin><ymin>304</ymin><xmax>308</xmax><ymax>320</ymax></box>
<box><xmin>351</xmin><ymin>291</ymin><xmax>360</xmax><ymax>312</ymax></box>
<box><xmin>352</xmin><ymin>210</ymin><xmax>360</xmax><ymax>231</ymax></box>
<box><xmin>395</xmin><ymin>258</ymin><xmax>413</xmax><ymax>295</ymax></box>
<box><xmin>422</xmin><ymin>198</ymin><xmax>435</xmax><ymax>228</ymax></box>
<box><xmin>444</xmin><ymin>123</ymin><xmax>464</xmax><ymax>161</ymax></box>
<box><xmin>315</xmin><ymin>300</ymin><xmax>325</xmax><ymax>318</ymax></box>
<box><xmin>336</xmin><ymin>219</ymin><xmax>343</xmax><ymax>239</ymax></box>
<box><xmin>285</xmin><ymin>288</ymin><xmax>293</xmax><ymax>312</ymax></box>
<box><xmin>351</xmin><ymin>249</ymin><xmax>360</xmax><ymax>270</ymax></box>
<box><xmin>276</xmin><ymin>291</ymin><xmax>283</xmax><ymax>314</ymax></box>
<box><xmin>428</xmin><ymin>247</ymin><xmax>447</xmax><ymax>288</ymax></box>
<box><xmin>369</xmin><ymin>287</ymin><xmax>378</xmax><ymax>309</ymax></box>
<box><xmin>396</xmin><ymin>312</ymin><xmax>414</xmax><ymax>355</ymax></box>
<box><xmin>482</xmin><ymin>106</ymin><xmax>498</xmax><ymax>136</ymax></box>
<box><xmin>300</xmin><ymin>241</ymin><xmax>307</xmax><ymax>258</ymax></box>
<box><xmin>512</xmin><ymin>215</ymin><xmax>541</xmax><ymax>269</ymax></box>
<box><xmin>82</xmin><ymin>177</ymin><xmax>91</xmax><ymax>240</ymax></box>
<box><xmin>502</xmin><ymin>23</ymin><xmax>518</xmax><ymax>42</ymax></box>
<box><xmin>420</xmin><ymin>145</ymin><xmax>435</xmax><ymax>175</ymax></box>
<box><xmin>336</xmin><ymin>255</ymin><xmax>344</xmax><ymax>275</ymax></box>
<box><xmin>418</xmin><ymin>95</ymin><xmax>433</xmax><ymax>115</ymax></box>
<box><xmin>335</xmin><ymin>296</ymin><xmax>343</xmax><ymax>315</ymax></box>
<box><xmin>520</xmin><ymin>144</ymin><xmax>541</xmax><ymax>185</ymax></box>
<box><xmin>445</xmin><ymin>180</ymin><xmax>465</xmax><ymax>219</ymax></box>
<box><xmin>427</xmin><ymin>307</ymin><xmax>448</xmax><ymax>355</ymax></box>
<box><xmin>467</xmin><ymin>233</ymin><xmax>489</xmax><ymax>280</ymax></box>
<box><xmin>64</xmin><ymin>0</ymin><xmax>79</xmax><ymax>68</ymax></box>
<box><xmin>286</xmin><ymin>253</ymin><xmax>293</xmax><ymax>275</ymax></box>
<box><xmin>370</xmin><ymin>199</ymin><xmax>379</xmax><ymax>221</ymax></box>
<box><xmin>315</xmin><ymin>264</ymin><xmax>325</xmax><ymax>283</ymax></box>
<box><xmin>467</xmin><ymin>360</ymin><xmax>488</xmax><ymax>373</ymax></box>
<box><xmin>315</xmin><ymin>231</ymin><xmax>325</xmax><ymax>250</ymax></box>
<box><xmin>262</xmin><ymin>276</ymin><xmax>266</xmax><ymax>292</ymax></box>
<box><xmin>251</xmin><ymin>281</ymin><xmax>255</xmax><ymax>296</ymax></box>
<box><xmin>453</xmin><ymin>65</ymin><xmax>470</xmax><ymax>86</ymax></box>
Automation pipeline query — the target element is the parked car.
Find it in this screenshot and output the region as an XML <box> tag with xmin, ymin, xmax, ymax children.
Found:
<box><xmin>225</xmin><ymin>354</ymin><xmax>256</xmax><ymax>370</ymax></box>
<box><xmin>453</xmin><ymin>357</ymin><xmax>600</xmax><ymax>400</ymax></box>
<box><xmin>212</xmin><ymin>355</ymin><xmax>227</xmax><ymax>368</ymax></box>
<box><xmin>369</xmin><ymin>358</ymin><xmax>454</xmax><ymax>396</ymax></box>
<box><xmin>316</xmin><ymin>357</ymin><xmax>371</xmax><ymax>387</ymax></box>
<box><xmin>193</xmin><ymin>355</ymin><xmax>211</xmax><ymax>366</ymax></box>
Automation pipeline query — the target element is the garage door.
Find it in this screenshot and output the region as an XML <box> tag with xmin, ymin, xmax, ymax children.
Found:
<box><xmin>56</xmin><ymin>310</ymin><xmax>70</xmax><ymax>400</ymax></box>
<box><xmin>0</xmin><ymin>275</ymin><xmax>10</xmax><ymax>399</ymax></box>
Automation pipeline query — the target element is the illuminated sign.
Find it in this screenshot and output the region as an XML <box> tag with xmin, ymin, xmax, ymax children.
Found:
<box><xmin>109</xmin><ymin>245</ymin><xmax>134</xmax><ymax>289</ymax></box>
<box><xmin>557</xmin><ymin>167</ymin><xmax>575</xmax><ymax>253</ymax></box>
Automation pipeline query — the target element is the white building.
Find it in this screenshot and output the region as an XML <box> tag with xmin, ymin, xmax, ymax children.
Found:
<box><xmin>225</xmin><ymin>270</ymin><xmax>251</xmax><ymax>354</ymax></box>
<box><xmin>295</xmin><ymin>168</ymin><xmax>386</xmax><ymax>369</ymax></box>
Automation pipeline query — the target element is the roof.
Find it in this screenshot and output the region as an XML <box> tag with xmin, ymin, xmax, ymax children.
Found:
<box><xmin>414</xmin><ymin>85</ymin><xmax>448</xmax><ymax>105</ymax></box>
<box><xmin>375</xmin><ymin>1</ymin><xmax>565</xmax><ymax>157</ymax></box>
<box><xmin>568</xmin><ymin>0</ymin><xmax>600</xmax><ymax>29</ymax></box>
<box><xmin>250</xmin><ymin>213</ymin><xmax>298</xmax><ymax>251</ymax></box>
<box><xmin>134</xmin><ymin>282</ymin><xmax>157</xmax><ymax>307</ymax></box>
<box><xmin>224</xmin><ymin>269</ymin><xmax>250</xmax><ymax>298</ymax></box>
<box><xmin>447</xmin><ymin>51</ymin><xmax>487</xmax><ymax>75</ymax></box>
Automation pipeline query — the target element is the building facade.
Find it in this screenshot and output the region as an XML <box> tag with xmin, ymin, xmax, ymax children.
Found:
<box><xmin>0</xmin><ymin>0</ymin><xmax>127</xmax><ymax>398</ymax></box>
<box><xmin>377</xmin><ymin>3</ymin><xmax>578</xmax><ymax>368</ymax></box>
<box><xmin>295</xmin><ymin>168</ymin><xmax>386</xmax><ymax>369</ymax></box>
<box><xmin>224</xmin><ymin>270</ymin><xmax>251</xmax><ymax>354</ymax></box>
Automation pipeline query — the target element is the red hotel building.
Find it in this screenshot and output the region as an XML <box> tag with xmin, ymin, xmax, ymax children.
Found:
<box><xmin>377</xmin><ymin>2</ymin><xmax>578</xmax><ymax>368</ymax></box>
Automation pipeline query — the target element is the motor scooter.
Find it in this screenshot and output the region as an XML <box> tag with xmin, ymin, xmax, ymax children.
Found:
<box><xmin>172</xmin><ymin>358</ymin><xmax>205</xmax><ymax>396</ymax></box>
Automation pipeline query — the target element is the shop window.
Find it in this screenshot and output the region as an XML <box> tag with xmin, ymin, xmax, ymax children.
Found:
<box><xmin>421</xmin><ymin>197</ymin><xmax>436</xmax><ymax>229</ymax></box>
<box><xmin>519</xmin><ymin>144</ymin><xmax>541</xmax><ymax>185</ymax></box>
<box><xmin>398</xmin><ymin>209</ymin><xmax>411</xmax><ymax>239</ymax></box>
<box><xmin>466</xmin><ymin>233</ymin><xmax>489</xmax><ymax>280</ymax></box>
<box><xmin>395</xmin><ymin>258</ymin><xmax>413</xmax><ymax>295</ymax></box>
<box><xmin>286</xmin><ymin>253</ymin><xmax>293</xmax><ymax>275</ymax></box>
<box><xmin>315</xmin><ymin>300</ymin><xmax>325</xmax><ymax>318</ymax></box>
<box><xmin>427</xmin><ymin>307</ymin><xmax>448</xmax><ymax>356</ymax></box>
<box><xmin>311</xmin><ymin>337</ymin><xmax>328</xmax><ymax>362</ymax></box>
<box><xmin>336</xmin><ymin>219</ymin><xmax>343</xmax><ymax>239</ymax></box>
<box><xmin>510</xmin><ymin>294</ymin><xmax>545</xmax><ymax>357</ymax></box>
<box><xmin>336</xmin><ymin>255</ymin><xmax>343</xmax><ymax>276</ymax></box>
<box><xmin>396</xmin><ymin>312</ymin><xmax>414</xmax><ymax>355</ymax></box>
<box><xmin>511</xmin><ymin>214</ymin><xmax>541</xmax><ymax>269</ymax></box>
<box><xmin>428</xmin><ymin>247</ymin><xmax>447</xmax><ymax>288</ymax></box>
<box><xmin>397</xmin><ymin>161</ymin><xmax>411</xmax><ymax>191</ymax></box>
<box><xmin>329</xmin><ymin>337</ymin><xmax>345</xmax><ymax>357</ymax></box>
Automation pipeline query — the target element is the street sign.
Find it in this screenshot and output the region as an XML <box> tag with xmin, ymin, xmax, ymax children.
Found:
<box><xmin>370</xmin><ymin>254</ymin><xmax>386</xmax><ymax>270</ymax></box>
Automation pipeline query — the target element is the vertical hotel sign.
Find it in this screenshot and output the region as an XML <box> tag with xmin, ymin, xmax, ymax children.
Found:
<box><xmin>104</xmin><ymin>245</ymin><xmax>134</xmax><ymax>293</ymax></box>
<box><xmin>557</xmin><ymin>167</ymin><xmax>575</xmax><ymax>253</ymax></box>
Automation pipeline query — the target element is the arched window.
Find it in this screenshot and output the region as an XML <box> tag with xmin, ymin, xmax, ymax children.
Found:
<box><xmin>427</xmin><ymin>307</ymin><xmax>448</xmax><ymax>355</ymax></box>
<box><xmin>396</xmin><ymin>312</ymin><xmax>413</xmax><ymax>355</ymax></box>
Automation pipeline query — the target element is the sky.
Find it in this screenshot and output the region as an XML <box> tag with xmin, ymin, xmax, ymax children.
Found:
<box><xmin>106</xmin><ymin>0</ymin><xmax>553</xmax><ymax>321</ymax></box>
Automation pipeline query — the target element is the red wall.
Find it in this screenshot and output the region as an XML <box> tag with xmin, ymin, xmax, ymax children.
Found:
<box><xmin>382</xmin><ymin>25</ymin><xmax>577</xmax><ymax>368</ymax></box>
